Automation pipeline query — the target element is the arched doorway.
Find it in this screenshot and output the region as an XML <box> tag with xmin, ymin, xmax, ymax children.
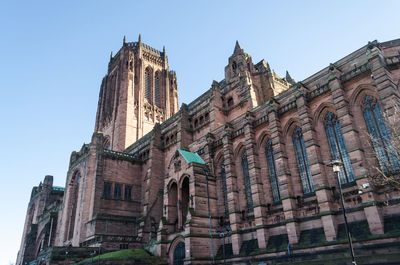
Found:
<box><xmin>173</xmin><ymin>241</ymin><xmax>185</xmax><ymax>265</ymax></box>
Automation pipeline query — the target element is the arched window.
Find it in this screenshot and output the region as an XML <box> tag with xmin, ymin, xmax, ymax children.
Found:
<box><xmin>361</xmin><ymin>95</ymin><xmax>400</xmax><ymax>174</ymax></box>
<box><xmin>181</xmin><ymin>177</ymin><xmax>190</xmax><ymax>226</ymax></box>
<box><xmin>68</xmin><ymin>172</ymin><xmax>80</xmax><ymax>240</ymax></box>
<box><xmin>293</xmin><ymin>126</ymin><xmax>314</xmax><ymax>194</ymax></box>
<box><xmin>324</xmin><ymin>112</ymin><xmax>354</xmax><ymax>183</ymax></box>
<box><xmin>266</xmin><ymin>139</ymin><xmax>281</xmax><ymax>202</ymax></box>
<box><xmin>103</xmin><ymin>137</ymin><xmax>110</xmax><ymax>150</ymax></box>
<box><xmin>145</xmin><ymin>67</ymin><xmax>152</xmax><ymax>103</ymax></box>
<box><xmin>242</xmin><ymin>152</ymin><xmax>253</xmax><ymax>212</ymax></box>
<box><xmin>155</xmin><ymin>72</ymin><xmax>161</xmax><ymax>107</ymax></box>
<box><xmin>220</xmin><ymin>163</ymin><xmax>229</xmax><ymax>217</ymax></box>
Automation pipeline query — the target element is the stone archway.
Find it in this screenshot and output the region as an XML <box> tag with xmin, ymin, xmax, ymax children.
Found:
<box><xmin>173</xmin><ymin>241</ymin><xmax>185</xmax><ymax>265</ymax></box>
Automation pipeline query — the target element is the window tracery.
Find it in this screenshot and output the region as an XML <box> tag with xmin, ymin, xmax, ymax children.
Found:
<box><xmin>324</xmin><ymin>112</ymin><xmax>354</xmax><ymax>183</ymax></box>
<box><xmin>361</xmin><ymin>95</ymin><xmax>400</xmax><ymax>174</ymax></box>
<box><xmin>220</xmin><ymin>163</ymin><xmax>229</xmax><ymax>217</ymax></box>
<box><xmin>242</xmin><ymin>152</ymin><xmax>253</xmax><ymax>212</ymax></box>
<box><xmin>155</xmin><ymin>72</ymin><xmax>160</xmax><ymax>107</ymax></box>
<box><xmin>265</xmin><ymin>139</ymin><xmax>281</xmax><ymax>202</ymax></box>
<box><xmin>145</xmin><ymin>68</ymin><xmax>152</xmax><ymax>103</ymax></box>
<box><xmin>292</xmin><ymin>126</ymin><xmax>314</xmax><ymax>194</ymax></box>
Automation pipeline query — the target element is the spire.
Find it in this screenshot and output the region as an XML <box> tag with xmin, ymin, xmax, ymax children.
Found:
<box><xmin>138</xmin><ymin>33</ymin><xmax>142</xmax><ymax>44</ymax></box>
<box><xmin>123</xmin><ymin>35</ymin><xmax>126</xmax><ymax>44</ymax></box>
<box><xmin>110</xmin><ymin>51</ymin><xmax>113</xmax><ymax>60</ymax></box>
<box><xmin>285</xmin><ymin>71</ymin><xmax>296</xmax><ymax>85</ymax></box>
<box><xmin>233</xmin><ymin>40</ymin><xmax>243</xmax><ymax>54</ymax></box>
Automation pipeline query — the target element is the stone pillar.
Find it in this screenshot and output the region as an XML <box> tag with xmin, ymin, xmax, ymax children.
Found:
<box><xmin>268</xmin><ymin>104</ymin><xmax>300</xmax><ymax>244</ymax></box>
<box><xmin>296</xmin><ymin>91</ymin><xmax>338</xmax><ymax>241</ymax></box>
<box><xmin>243</xmin><ymin>112</ymin><xmax>269</xmax><ymax>249</ymax></box>
<box><xmin>329</xmin><ymin>65</ymin><xmax>384</xmax><ymax>234</ymax></box>
<box><xmin>222</xmin><ymin>123</ymin><xmax>242</xmax><ymax>255</ymax></box>
<box><xmin>368</xmin><ymin>42</ymin><xmax>400</xmax><ymax>109</ymax></box>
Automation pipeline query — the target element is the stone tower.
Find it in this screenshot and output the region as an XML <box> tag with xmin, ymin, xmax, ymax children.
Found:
<box><xmin>94</xmin><ymin>35</ymin><xmax>179</xmax><ymax>151</ymax></box>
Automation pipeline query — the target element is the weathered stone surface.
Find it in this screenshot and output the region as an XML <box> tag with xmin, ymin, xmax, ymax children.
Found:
<box><xmin>17</xmin><ymin>38</ymin><xmax>400</xmax><ymax>265</ymax></box>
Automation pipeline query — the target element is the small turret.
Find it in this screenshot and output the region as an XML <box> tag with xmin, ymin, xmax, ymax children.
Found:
<box><xmin>233</xmin><ymin>40</ymin><xmax>243</xmax><ymax>54</ymax></box>
<box><xmin>123</xmin><ymin>35</ymin><xmax>126</xmax><ymax>44</ymax></box>
<box><xmin>285</xmin><ymin>71</ymin><xmax>296</xmax><ymax>85</ymax></box>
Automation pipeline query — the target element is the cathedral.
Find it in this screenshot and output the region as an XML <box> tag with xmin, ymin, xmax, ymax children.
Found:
<box><xmin>16</xmin><ymin>36</ymin><xmax>400</xmax><ymax>265</ymax></box>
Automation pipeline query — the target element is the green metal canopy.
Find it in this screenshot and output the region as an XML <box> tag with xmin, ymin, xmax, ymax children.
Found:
<box><xmin>178</xmin><ymin>149</ymin><xmax>205</xmax><ymax>165</ymax></box>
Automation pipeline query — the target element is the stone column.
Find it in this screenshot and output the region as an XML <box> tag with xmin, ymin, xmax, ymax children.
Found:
<box><xmin>296</xmin><ymin>91</ymin><xmax>338</xmax><ymax>241</ymax></box>
<box><xmin>243</xmin><ymin>112</ymin><xmax>269</xmax><ymax>249</ymax></box>
<box><xmin>329</xmin><ymin>66</ymin><xmax>384</xmax><ymax>234</ymax></box>
<box><xmin>268</xmin><ymin>104</ymin><xmax>300</xmax><ymax>244</ymax></box>
<box><xmin>222</xmin><ymin>123</ymin><xmax>242</xmax><ymax>255</ymax></box>
<box><xmin>368</xmin><ymin>42</ymin><xmax>400</xmax><ymax>109</ymax></box>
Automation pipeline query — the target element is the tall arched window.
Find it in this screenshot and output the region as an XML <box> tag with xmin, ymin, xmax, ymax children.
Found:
<box><xmin>68</xmin><ymin>172</ymin><xmax>80</xmax><ymax>240</ymax></box>
<box><xmin>324</xmin><ymin>112</ymin><xmax>354</xmax><ymax>183</ymax></box>
<box><xmin>361</xmin><ymin>95</ymin><xmax>400</xmax><ymax>174</ymax></box>
<box><xmin>220</xmin><ymin>164</ymin><xmax>229</xmax><ymax>217</ymax></box>
<box><xmin>144</xmin><ymin>68</ymin><xmax>152</xmax><ymax>103</ymax></box>
<box><xmin>266</xmin><ymin>139</ymin><xmax>281</xmax><ymax>202</ymax></box>
<box><xmin>155</xmin><ymin>72</ymin><xmax>161</xmax><ymax>107</ymax></box>
<box><xmin>293</xmin><ymin>126</ymin><xmax>314</xmax><ymax>194</ymax></box>
<box><xmin>242</xmin><ymin>152</ymin><xmax>253</xmax><ymax>212</ymax></box>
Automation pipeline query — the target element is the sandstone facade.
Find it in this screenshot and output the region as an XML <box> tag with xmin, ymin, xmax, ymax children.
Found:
<box><xmin>17</xmin><ymin>37</ymin><xmax>400</xmax><ymax>265</ymax></box>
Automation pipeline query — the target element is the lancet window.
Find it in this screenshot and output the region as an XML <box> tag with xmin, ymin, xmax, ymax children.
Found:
<box><xmin>220</xmin><ymin>164</ymin><xmax>229</xmax><ymax>217</ymax></box>
<box><xmin>361</xmin><ymin>95</ymin><xmax>400</xmax><ymax>174</ymax></box>
<box><xmin>145</xmin><ymin>68</ymin><xmax>152</xmax><ymax>103</ymax></box>
<box><xmin>242</xmin><ymin>152</ymin><xmax>253</xmax><ymax>212</ymax></box>
<box><xmin>155</xmin><ymin>72</ymin><xmax>161</xmax><ymax>107</ymax></box>
<box><xmin>265</xmin><ymin>139</ymin><xmax>281</xmax><ymax>202</ymax></box>
<box><xmin>293</xmin><ymin>126</ymin><xmax>314</xmax><ymax>194</ymax></box>
<box><xmin>324</xmin><ymin>112</ymin><xmax>354</xmax><ymax>183</ymax></box>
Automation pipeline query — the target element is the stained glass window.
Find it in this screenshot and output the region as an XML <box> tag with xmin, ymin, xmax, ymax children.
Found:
<box><xmin>155</xmin><ymin>73</ymin><xmax>161</xmax><ymax>107</ymax></box>
<box><xmin>361</xmin><ymin>95</ymin><xmax>400</xmax><ymax>174</ymax></box>
<box><xmin>324</xmin><ymin>112</ymin><xmax>354</xmax><ymax>183</ymax></box>
<box><xmin>265</xmin><ymin>139</ymin><xmax>281</xmax><ymax>202</ymax></box>
<box><xmin>242</xmin><ymin>152</ymin><xmax>253</xmax><ymax>212</ymax></box>
<box><xmin>145</xmin><ymin>68</ymin><xmax>151</xmax><ymax>103</ymax></box>
<box><xmin>220</xmin><ymin>164</ymin><xmax>229</xmax><ymax>217</ymax></box>
<box><xmin>292</xmin><ymin>126</ymin><xmax>315</xmax><ymax>194</ymax></box>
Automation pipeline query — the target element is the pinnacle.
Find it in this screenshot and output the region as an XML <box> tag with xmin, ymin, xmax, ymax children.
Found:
<box><xmin>233</xmin><ymin>40</ymin><xmax>243</xmax><ymax>54</ymax></box>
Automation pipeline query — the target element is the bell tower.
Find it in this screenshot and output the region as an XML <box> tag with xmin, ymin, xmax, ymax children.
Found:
<box><xmin>94</xmin><ymin>35</ymin><xmax>179</xmax><ymax>151</ymax></box>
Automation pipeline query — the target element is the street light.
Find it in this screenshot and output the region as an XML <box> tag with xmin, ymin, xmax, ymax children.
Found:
<box><xmin>216</xmin><ymin>225</ymin><xmax>231</xmax><ymax>265</ymax></box>
<box><xmin>327</xmin><ymin>160</ymin><xmax>357</xmax><ymax>265</ymax></box>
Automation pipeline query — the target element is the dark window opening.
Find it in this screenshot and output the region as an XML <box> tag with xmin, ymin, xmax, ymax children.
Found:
<box><xmin>227</xmin><ymin>97</ymin><xmax>234</xmax><ymax>107</ymax></box>
<box><xmin>103</xmin><ymin>182</ymin><xmax>112</xmax><ymax>199</ymax></box>
<box><xmin>114</xmin><ymin>183</ymin><xmax>122</xmax><ymax>199</ymax></box>
<box><xmin>125</xmin><ymin>185</ymin><xmax>132</xmax><ymax>200</ymax></box>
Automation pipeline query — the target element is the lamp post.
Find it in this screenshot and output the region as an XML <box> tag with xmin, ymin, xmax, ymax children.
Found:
<box><xmin>216</xmin><ymin>225</ymin><xmax>231</xmax><ymax>265</ymax></box>
<box><xmin>327</xmin><ymin>160</ymin><xmax>357</xmax><ymax>265</ymax></box>
<box><xmin>64</xmin><ymin>250</ymin><xmax>69</xmax><ymax>265</ymax></box>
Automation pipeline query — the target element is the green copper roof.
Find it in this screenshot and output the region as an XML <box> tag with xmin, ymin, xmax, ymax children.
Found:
<box><xmin>178</xmin><ymin>149</ymin><xmax>205</xmax><ymax>165</ymax></box>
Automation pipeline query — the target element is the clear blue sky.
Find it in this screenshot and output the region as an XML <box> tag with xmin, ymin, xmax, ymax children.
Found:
<box><xmin>1</xmin><ymin>0</ymin><xmax>399</xmax><ymax>264</ymax></box>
